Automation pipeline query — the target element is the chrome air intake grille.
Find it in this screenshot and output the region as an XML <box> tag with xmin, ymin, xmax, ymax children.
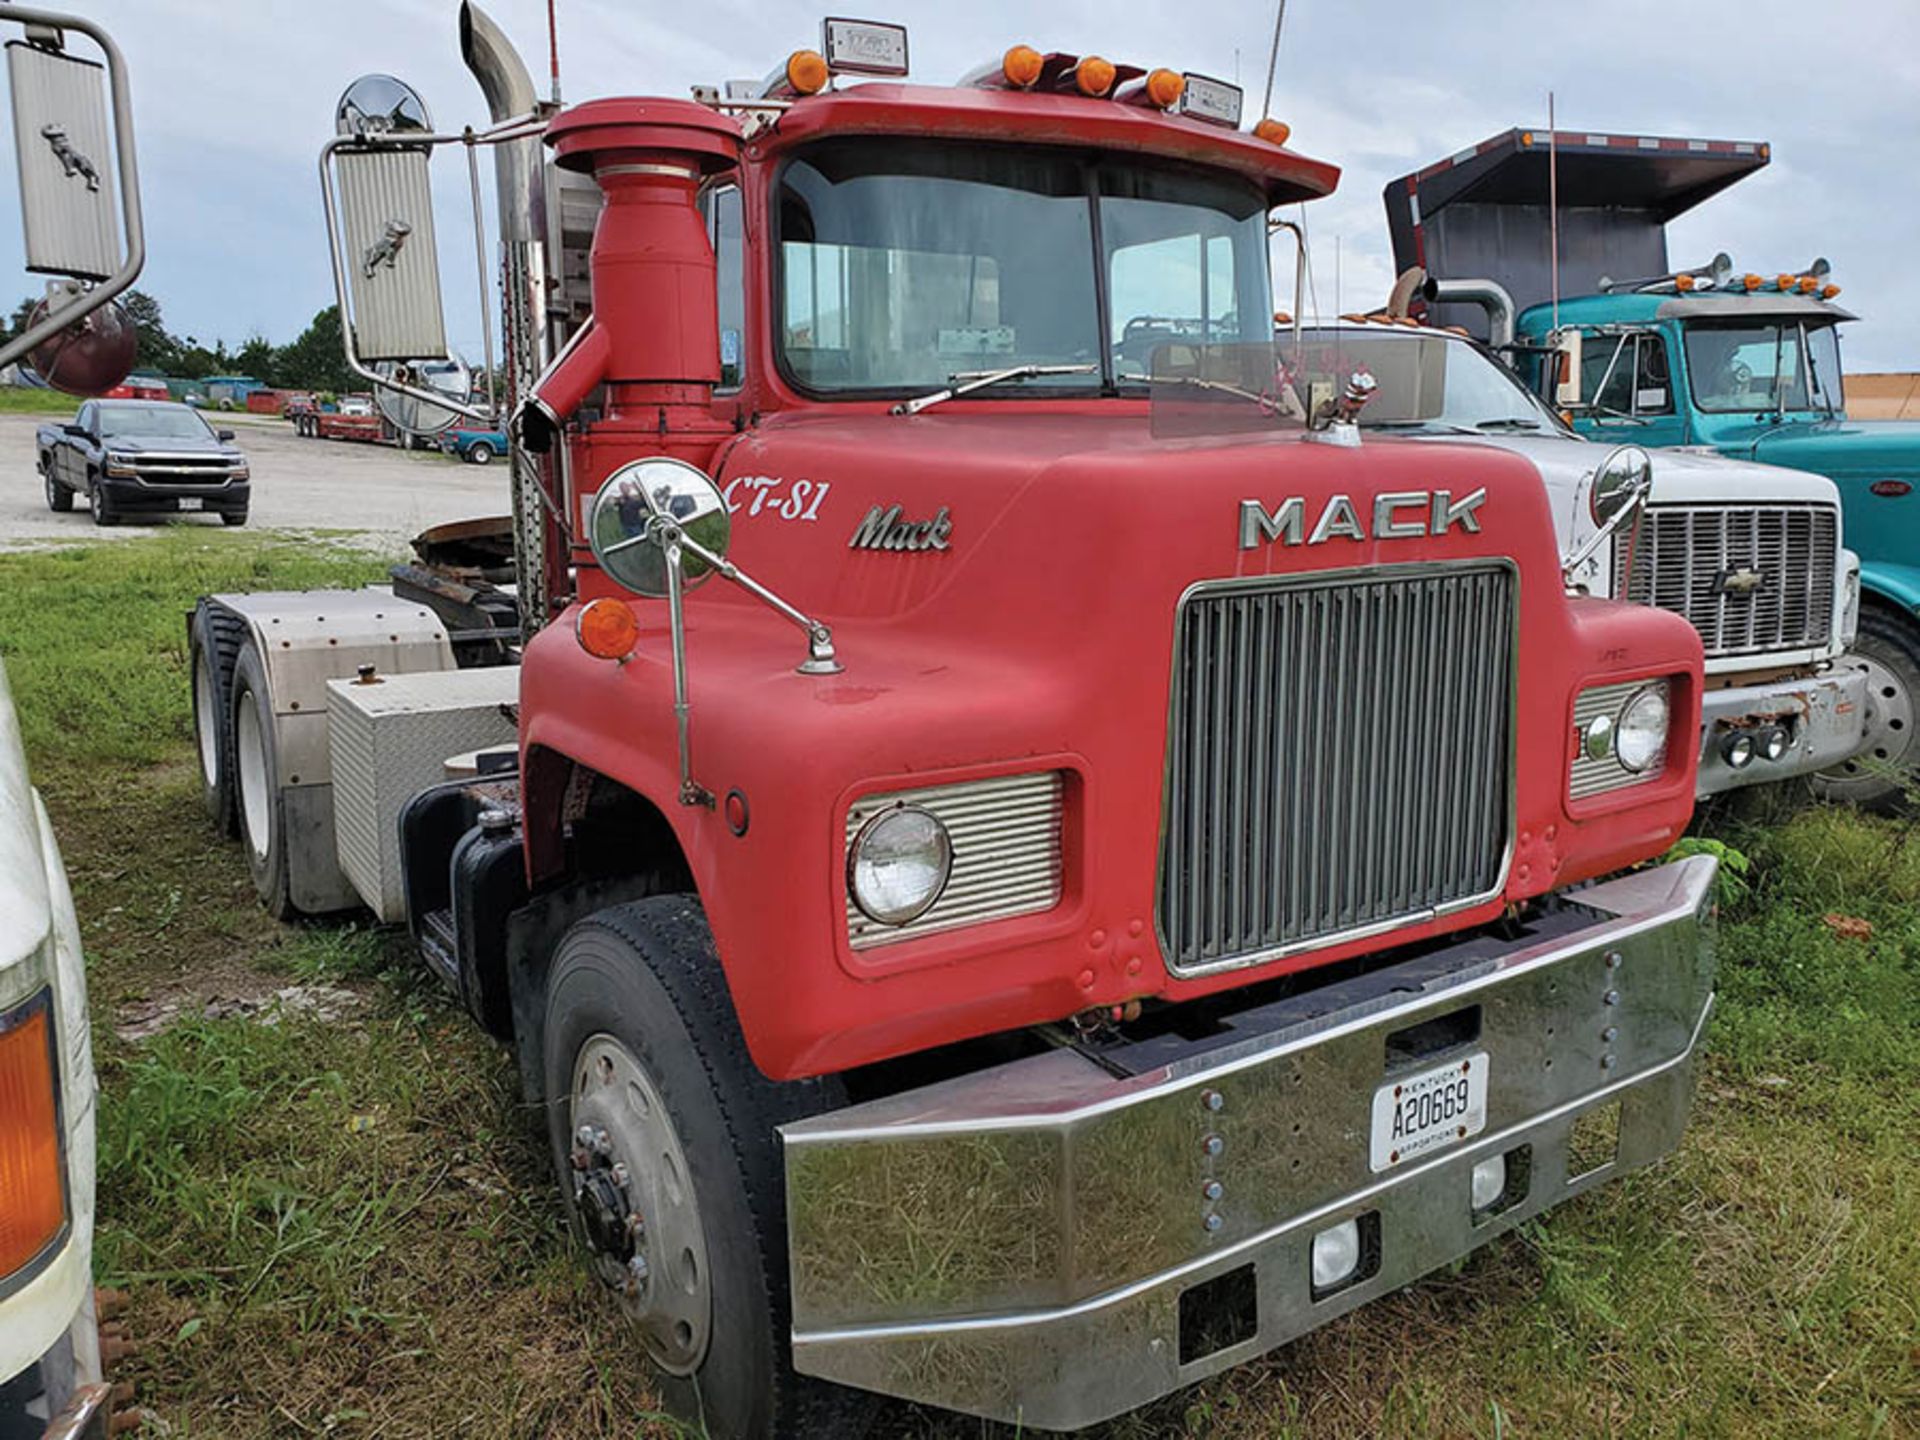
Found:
<box><xmin>846</xmin><ymin>771</ymin><xmax>1065</xmax><ymax>949</ymax></box>
<box><xmin>1159</xmin><ymin>563</ymin><xmax>1516</xmax><ymax>976</ymax></box>
<box><xmin>1615</xmin><ymin>503</ymin><xmax>1837</xmax><ymax>659</ymax></box>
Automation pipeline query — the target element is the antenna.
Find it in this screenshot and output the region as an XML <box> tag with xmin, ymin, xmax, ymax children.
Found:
<box><xmin>547</xmin><ymin>0</ymin><xmax>562</xmax><ymax>104</ymax></box>
<box><xmin>1261</xmin><ymin>0</ymin><xmax>1288</xmax><ymax>119</ymax></box>
<box><xmin>1548</xmin><ymin>92</ymin><xmax>1560</xmax><ymax>332</ymax></box>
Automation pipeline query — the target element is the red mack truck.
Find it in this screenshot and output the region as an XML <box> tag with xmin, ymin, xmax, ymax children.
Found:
<box><xmin>186</xmin><ymin>10</ymin><xmax>1719</xmax><ymax>1435</ymax></box>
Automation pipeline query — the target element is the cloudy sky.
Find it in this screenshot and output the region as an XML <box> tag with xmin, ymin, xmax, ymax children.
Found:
<box><xmin>3</xmin><ymin>0</ymin><xmax>1917</xmax><ymax>368</ymax></box>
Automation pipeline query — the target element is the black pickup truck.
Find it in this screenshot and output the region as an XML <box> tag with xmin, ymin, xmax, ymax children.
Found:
<box><xmin>37</xmin><ymin>398</ymin><xmax>250</xmax><ymax>526</ymax></box>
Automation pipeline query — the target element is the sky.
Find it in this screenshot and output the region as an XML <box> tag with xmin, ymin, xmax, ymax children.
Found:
<box><xmin>3</xmin><ymin>0</ymin><xmax>1917</xmax><ymax>369</ymax></box>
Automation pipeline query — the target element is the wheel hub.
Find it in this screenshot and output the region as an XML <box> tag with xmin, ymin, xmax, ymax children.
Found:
<box><xmin>1823</xmin><ymin>650</ymin><xmax>1915</xmax><ymax>792</ymax></box>
<box><xmin>569</xmin><ymin>1034</ymin><xmax>712</xmax><ymax>1374</ymax></box>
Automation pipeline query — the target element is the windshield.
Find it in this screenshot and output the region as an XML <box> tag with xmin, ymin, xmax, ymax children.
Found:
<box><xmin>99</xmin><ymin>404</ymin><xmax>214</xmax><ymax>441</ymax></box>
<box><xmin>1291</xmin><ymin>327</ymin><xmax>1567</xmax><ymax>434</ymax></box>
<box><xmin>776</xmin><ymin>140</ymin><xmax>1271</xmax><ymax>396</ymax></box>
<box><xmin>1683</xmin><ymin>322</ymin><xmax>1839</xmax><ymax>414</ymax></box>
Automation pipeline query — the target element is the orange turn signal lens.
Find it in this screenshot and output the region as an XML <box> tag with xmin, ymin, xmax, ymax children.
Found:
<box><xmin>1675</xmin><ymin>273</ymin><xmax>1696</xmax><ymax>292</ymax></box>
<box><xmin>576</xmin><ymin>598</ymin><xmax>640</xmax><ymax>661</ymax></box>
<box><xmin>1822</xmin><ymin>283</ymin><xmax>1842</xmax><ymax>299</ymax></box>
<box><xmin>1798</xmin><ymin>276</ymin><xmax>1818</xmax><ymax>294</ymax></box>
<box><xmin>1074</xmin><ymin>56</ymin><xmax>1116</xmax><ymax>96</ymax></box>
<box><xmin>1254</xmin><ymin>117</ymin><xmax>1292</xmax><ymax>146</ymax></box>
<box><xmin>1144</xmin><ymin>68</ymin><xmax>1184</xmax><ymax>109</ymax></box>
<box><xmin>1002</xmin><ymin>44</ymin><xmax>1044</xmax><ymax>88</ymax></box>
<box><xmin>1743</xmin><ymin>273</ymin><xmax>1763</xmax><ymax>291</ymax></box>
<box><xmin>1777</xmin><ymin>273</ymin><xmax>1796</xmax><ymax>291</ymax></box>
<box><xmin>0</xmin><ymin>996</ymin><xmax>64</xmax><ymax>1281</ymax></box>
<box><xmin>786</xmin><ymin>49</ymin><xmax>830</xmax><ymax>95</ymax></box>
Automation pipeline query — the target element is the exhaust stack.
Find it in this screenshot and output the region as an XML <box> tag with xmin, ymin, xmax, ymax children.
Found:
<box><xmin>525</xmin><ymin>98</ymin><xmax>740</xmax><ymax>453</ymax></box>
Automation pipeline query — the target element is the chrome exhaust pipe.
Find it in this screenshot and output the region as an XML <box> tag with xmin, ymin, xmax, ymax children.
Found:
<box><xmin>460</xmin><ymin>1</ymin><xmax>558</xmax><ymax>635</ymax></box>
<box><xmin>1421</xmin><ymin>276</ymin><xmax>1516</xmax><ymax>349</ymax></box>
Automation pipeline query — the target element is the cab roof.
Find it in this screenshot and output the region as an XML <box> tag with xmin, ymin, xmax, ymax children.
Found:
<box><xmin>757</xmin><ymin>82</ymin><xmax>1340</xmax><ymax>206</ymax></box>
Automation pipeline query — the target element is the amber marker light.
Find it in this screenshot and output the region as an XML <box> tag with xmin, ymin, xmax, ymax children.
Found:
<box><xmin>786</xmin><ymin>49</ymin><xmax>830</xmax><ymax>95</ymax></box>
<box><xmin>1675</xmin><ymin>273</ymin><xmax>1696</xmax><ymax>292</ymax></box>
<box><xmin>0</xmin><ymin>995</ymin><xmax>64</xmax><ymax>1281</ymax></box>
<box><xmin>1254</xmin><ymin>117</ymin><xmax>1292</xmax><ymax>146</ymax></box>
<box><xmin>576</xmin><ymin>598</ymin><xmax>640</xmax><ymax>661</ymax></box>
<box><xmin>1743</xmin><ymin>273</ymin><xmax>1763</xmax><ymax>291</ymax></box>
<box><xmin>1822</xmin><ymin>283</ymin><xmax>1842</xmax><ymax>299</ymax></box>
<box><xmin>1002</xmin><ymin>44</ymin><xmax>1043</xmax><ymax>88</ymax></box>
<box><xmin>1798</xmin><ymin>276</ymin><xmax>1819</xmax><ymax>293</ymax></box>
<box><xmin>1074</xmin><ymin>56</ymin><xmax>1116</xmax><ymax>96</ymax></box>
<box><xmin>1777</xmin><ymin>273</ymin><xmax>1796</xmax><ymax>291</ymax></box>
<box><xmin>1144</xmin><ymin>68</ymin><xmax>1184</xmax><ymax>108</ymax></box>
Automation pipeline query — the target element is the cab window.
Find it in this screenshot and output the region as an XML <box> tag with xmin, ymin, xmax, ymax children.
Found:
<box><xmin>1579</xmin><ymin>331</ymin><xmax>1673</xmax><ymax>417</ymax></box>
<box><xmin>703</xmin><ymin>183</ymin><xmax>745</xmax><ymax>391</ymax></box>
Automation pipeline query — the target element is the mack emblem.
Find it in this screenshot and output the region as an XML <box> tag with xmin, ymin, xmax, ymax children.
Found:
<box><xmin>850</xmin><ymin>503</ymin><xmax>953</xmax><ymax>552</ymax></box>
<box><xmin>1238</xmin><ymin>489</ymin><xmax>1487</xmax><ymax>551</ymax></box>
<box><xmin>1713</xmin><ymin>566</ymin><xmax>1769</xmax><ymax>596</ymax></box>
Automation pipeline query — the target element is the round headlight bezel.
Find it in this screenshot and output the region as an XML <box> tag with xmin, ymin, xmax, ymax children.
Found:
<box><xmin>1614</xmin><ymin>683</ymin><xmax>1671</xmax><ymax>773</ymax></box>
<box><xmin>847</xmin><ymin>805</ymin><xmax>954</xmax><ymax>927</ymax></box>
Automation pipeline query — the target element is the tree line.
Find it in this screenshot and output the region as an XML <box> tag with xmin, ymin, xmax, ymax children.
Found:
<box><xmin>4</xmin><ymin>289</ymin><xmax>355</xmax><ymax>393</ymax></box>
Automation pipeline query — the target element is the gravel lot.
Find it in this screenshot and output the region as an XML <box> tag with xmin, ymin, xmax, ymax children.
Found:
<box><xmin>0</xmin><ymin>409</ymin><xmax>509</xmax><ymax>548</ymax></box>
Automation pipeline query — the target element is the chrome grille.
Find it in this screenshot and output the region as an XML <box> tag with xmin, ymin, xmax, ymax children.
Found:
<box><xmin>1616</xmin><ymin>504</ymin><xmax>1836</xmax><ymax>659</ymax></box>
<box><xmin>846</xmin><ymin>771</ymin><xmax>1064</xmax><ymax>949</ymax></box>
<box><xmin>1159</xmin><ymin>563</ymin><xmax>1515</xmax><ymax>975</ymax></box>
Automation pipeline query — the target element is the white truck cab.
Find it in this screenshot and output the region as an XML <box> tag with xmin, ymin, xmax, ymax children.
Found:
<box><xmin>1288</xmin><ymin>319</ymin><xmax>1866</xmax><ymax>795</ymax></box>
<box><xmin>0</xmin><ymin>662</ymin><xmax>106</xmax><ymax>1438</ymax></box>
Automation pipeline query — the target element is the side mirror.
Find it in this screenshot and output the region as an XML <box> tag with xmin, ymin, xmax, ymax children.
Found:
<box><xmin>1552</xmin><ymin>329</ymin><xmax>1583</xmax><ymax>408</ymax></box>
<box><xmin>216</xmin><ymin>427</ymin><xmax>235</xmax><ymax>441</ymax></box>
<box><xmin>1</xmin><ymin>11</ymin><xmax>146</xmax><ymax>381</ymax></box>
<box><xmin>328</xmin><ymin>75</ymin><xmax>448</xmax><ymax>365</ymax></box>
<box><xmin>374</xmin><ymin>354</ymin><xmax>474</xmax><ymax>438</ymax></box>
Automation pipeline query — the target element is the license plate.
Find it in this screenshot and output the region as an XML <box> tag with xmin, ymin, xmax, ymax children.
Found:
<box><xmin>1369</xmin><ymin>1052</ymin><xmax>1488</xmax><ymax>1172</ymax></box>
<box><xmin>177</xmin><ymin>497</ymin><xmax>202</xmax><ymax>511</ymax></box>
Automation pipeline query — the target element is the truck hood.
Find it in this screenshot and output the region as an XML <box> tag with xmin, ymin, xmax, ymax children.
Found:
<box><xmin>1416</xmin><ymin>430</ymin><xmax>1841</xmax><ymax>549</ymax></box>
<box><xmin>103</xmin><ymin>430</ymin><xmax>237</xmax><ymax>457</ymax></box>
<box><xmin>1738</xmin><ymin>416</ymin><xmax>1920</xmax><ymax>478</ymax></box>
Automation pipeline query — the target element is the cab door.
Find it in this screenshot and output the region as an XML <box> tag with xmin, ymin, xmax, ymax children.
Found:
<box><xmin>61</xmin><ymin>402</ymin><xmax>95</xmax><ymax>490</ymax></box>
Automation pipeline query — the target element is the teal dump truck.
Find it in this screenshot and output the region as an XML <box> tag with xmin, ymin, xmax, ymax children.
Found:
<box><xmin>1386</xmin><ymin>128</ymin><xmax>1916</xmax><ymax>808</ymax></box>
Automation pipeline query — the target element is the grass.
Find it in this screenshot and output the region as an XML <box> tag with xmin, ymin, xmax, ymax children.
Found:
<box><xmin>2</xmin><ymin>531</ymin><xmax>1916</xmax><ymax>1438</ymax></box>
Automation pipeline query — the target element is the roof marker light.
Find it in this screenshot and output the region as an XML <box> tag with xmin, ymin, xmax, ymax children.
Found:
<box><xmin>1777</xmin><ymin>273</ymin><xmax>1796</xmax><ymax>291</ymax></box>
<box><xmin>1179</xmin><ymin>72</ymin><xmax>1243</xmax><ymax>127</ymax></box>
<box><xmin>1743</xmin><ymin>273</ymin><xmax>1763</xmax><ymax>291</ymax></box>
<box><xmin>786</xmin><ymin>49</ymin><xmax>831</xmax><ymax>94</ymax></box>
<box><xmin>1002</xmin><ymin>44</ymin><xmax>1043</xmax><ymax>88</ymax></box>
<box><xmin>1072</xmin><ymin>55</ymin><xmax>1116</xmax><ymax>96</ymax></box>
<box><xmin>1798</xmin><ymin>276</ymin><xmax>1819</xmax><ymax>294</ymax></box>
<box><xmin>1254</xmin><ymin>117</ymin><xmax>1292</xmax><ymax>146</ymax></box>
<box><xmin>1675</xmin><ymin>273</ymin><xmax>1696</xmax><ymax>292</ymax></box>
<box><xmin>820</xmin><ymin>18</ymin><xmax>909</xmax><ymax>76</ymax></box>
<box><xmin>1822</xmin><ymin>283</ymin><xmax>1842</xmax><ymax>299</ymax></box>
<box><xmin>1143</xmin><ymin>68</ymin><xmax>1184</xmax><ymax>109</ymax></box>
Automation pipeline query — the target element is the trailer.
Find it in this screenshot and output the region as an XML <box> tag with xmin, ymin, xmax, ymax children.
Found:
<box><xmin>188</xmin><ymin>11</ymin><xmax>1718</xmax><ymax>1436</ymax></box>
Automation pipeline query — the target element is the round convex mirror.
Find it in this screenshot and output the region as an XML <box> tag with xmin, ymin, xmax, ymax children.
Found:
<box><xmin>1589</xmin><ymin>444</ymin><xmax>1653</xmax><ymax>526</ymax></box>
<box><xmin>587</xmin><ymin>457</ymin><xmax>732</xmax><ymax>599</ymax></box>
<box><xmin>336</xmin><ymin>74</ymin><xmax>433</xmax><ymax>139</ymax></box>
<box><xmin>374</xmin><ymin>355</ymin><xmax>471</xmax><ymax>437</ymax></box>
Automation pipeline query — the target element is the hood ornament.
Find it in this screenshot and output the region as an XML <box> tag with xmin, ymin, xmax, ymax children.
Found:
<box><xmin>1304</xmin><ymin>369</ymin><xmax>1377</xmax><ymax>448</ymax></box>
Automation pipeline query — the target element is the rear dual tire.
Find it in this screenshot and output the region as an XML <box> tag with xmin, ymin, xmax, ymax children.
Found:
<box><xmin>189</xmin><ymin>603</ymin><xmax>248</xmax><ymax>837</ymax></box>
<box><xmin>230</xmin><ymin>642</ymin><xmax>296</xmax><ymax>919</ymax></box>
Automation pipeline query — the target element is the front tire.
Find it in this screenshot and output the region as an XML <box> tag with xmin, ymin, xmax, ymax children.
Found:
<box><xmin>220</xmin><ymin>508</ymin><xmax>249</xmax><ymax>527</ymax></box>
<box><xmin>87</xmin><ymin>473</ymin><xmax>117</xmax><ymax>527</ymax></box>
<box><xmin>1814</xmin><ymin>606</ymin><xmax>1920</xmax><ymax>813</ymax></box>
<box><xmin>541</xmin><ymin>898</ymin><xmax>868</xmax><ymax>1440</ymax></box>
<box><xmin>230</xmin><ymin>643</ymin><xmax>296</xmax><ymax>918</ymax></box>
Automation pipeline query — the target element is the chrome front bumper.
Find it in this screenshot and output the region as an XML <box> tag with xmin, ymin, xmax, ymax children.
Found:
<box><xmin>783</xmin><ymin>857</ymin><xmax>1718</xmax><ymax>1431</ymax></box>
<box><xmin>1695</xmin><ymin>668</ymin><xmax>1868</xmax><ymax>796</ymax></box>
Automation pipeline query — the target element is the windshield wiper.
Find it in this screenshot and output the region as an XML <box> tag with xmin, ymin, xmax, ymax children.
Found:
<box><xmin>1370</xmin><ymin>420</ymin><xmax>1479</xmax><ymax>436</ymax></box>
<box><xmin>1474</xmin><ymin>417</ymin><xmax>1542</xmax><ymax>431</ymax></box>
<box><xmin>890</xmin><ymin>362</ymin><xmax>1097</xmax><ymax>417</ymax></box>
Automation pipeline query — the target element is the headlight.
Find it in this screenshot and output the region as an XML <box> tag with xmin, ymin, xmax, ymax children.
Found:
<box><xmin>104</xmin><ymin>454</ymin><xmax>137</xmax><ymax>477</ymax></box>
<box><xmin>1614</xmin><ymin>683</ymin><xmax>1670</xmax><ymax>773</ymax></box>
<box><xmin>848</xmin><ymin>805</ymin><xmax>952</xmax><ymax>926</ymax></box>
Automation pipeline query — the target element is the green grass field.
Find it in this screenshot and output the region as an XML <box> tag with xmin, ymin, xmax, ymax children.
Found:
<box><xmin>2</xmin><ymin>532</ymin><xmax>1915</xmax><ymax>1438</ymax></box>
<box><xmin>0</xmin><ymin>385</ymin><xmax>88</xmax><ymax>416</ymax></box>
